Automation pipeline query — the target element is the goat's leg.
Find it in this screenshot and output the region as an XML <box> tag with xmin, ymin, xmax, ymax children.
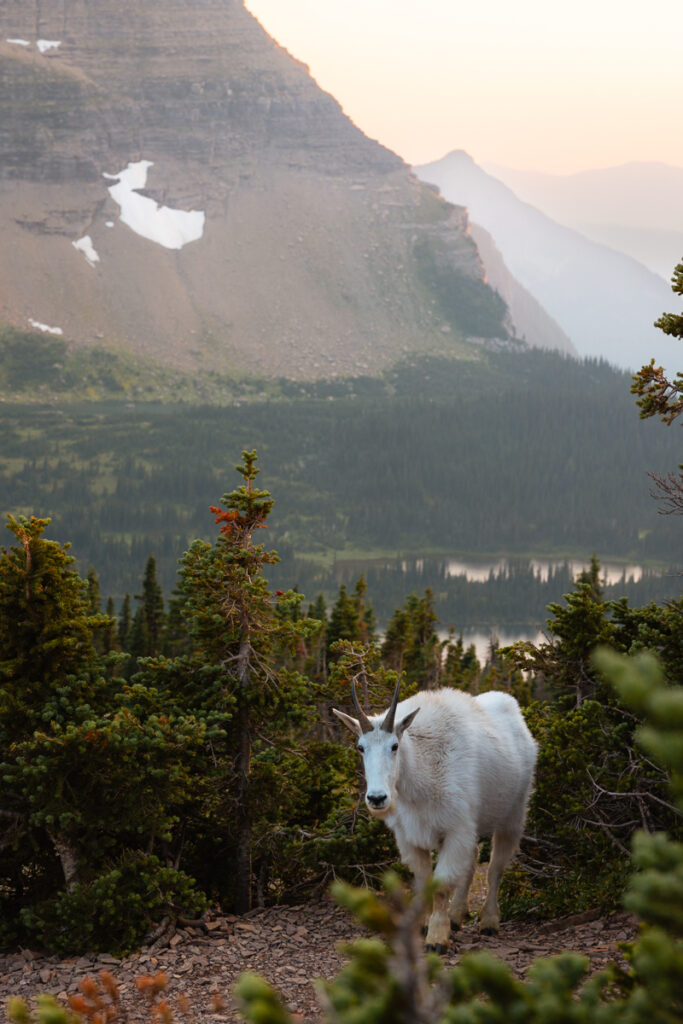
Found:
<box><xmin>396</xmin><ymin>838</ymin><xmax>432</xmax><ymax>929</ymax></box>
<box><xmin>480</xmin><ymin>829</ymin><xmax>519</xmax><ymax>934</ymax></box>
<box><xmin>426</xmin><ymin>833</ymin><xmax>476</xmax><ymax>952</ymax></box>
<box><xmin>448</xmin><ymin>842</ymin><xmax>478</xmax><ymax>931</ymax></box>
<box><xmin>399</xmin><ymin>841</ymin><xmax>432</xmax><ymax>894</ymax></box>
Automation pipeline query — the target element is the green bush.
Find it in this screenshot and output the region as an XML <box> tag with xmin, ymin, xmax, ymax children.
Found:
<box><xmin>19</xmin><ymin>853</ymin><xmax>207</xmax><ymax>956</ymax></box>
<box><xmin>236</xmin><ymin>649</ymin><xmax>683</xmax><ymax>1024</ymax></box>
<box><xmin>504</xmin><ymin>569</ymin><xmax>680</xmax><ymax>918</ymax></box>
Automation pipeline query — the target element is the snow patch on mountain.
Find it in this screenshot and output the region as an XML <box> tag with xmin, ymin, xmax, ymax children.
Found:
<box><xmin>29</xmin><ymin>318</ymin><xmax>63</xmax><ymax>335</ymax></box>
<box><xmin>103</xmin><ymin>161</ymin><xmax>205</xmax><ymax>250</ymax></box>
<box><xmin>72</xmin><ymin>235</ymin><xmax>100</xmax><ymax>268</ymax></box>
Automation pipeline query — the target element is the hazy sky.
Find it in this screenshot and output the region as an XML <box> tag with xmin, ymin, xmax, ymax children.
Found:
<box><xmin>245</xmin><ymin>0</ymin><xmax>683</xmax><ymax>174</ymax></box>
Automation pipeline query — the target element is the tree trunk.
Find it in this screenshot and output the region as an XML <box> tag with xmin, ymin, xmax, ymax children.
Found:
<box><xmin>234</xmin><ymin>697</ymin><xmax>252</xmax><ymax>913</ymax></box>
<box><xmin>234</xmin><ymin>632</ymin><xmax>253</xmax><ymax>914</ymax></box>
<box><xmin>48</xmin><ymin>830</ymin><xmax>80</xmax><ymax>891</ymax></box>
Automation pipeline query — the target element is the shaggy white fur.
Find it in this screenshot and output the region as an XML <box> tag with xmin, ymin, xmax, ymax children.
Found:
<box><xmin>334</xmin><ymin>686</ymin><xmax>538</xmax><ymax>949</ymax></box>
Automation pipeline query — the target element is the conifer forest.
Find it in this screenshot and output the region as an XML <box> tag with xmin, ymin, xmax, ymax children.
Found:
<box><xmin>1</xmin><ymin>276</ymin><xmax>682</xmax><ymax>1023</ymax></box>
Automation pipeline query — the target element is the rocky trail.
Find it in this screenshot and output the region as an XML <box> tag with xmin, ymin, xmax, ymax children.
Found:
<box><xmin>0</xmin><ymin>892</ymin><xmax>638</xmax><ymax>1023</ymax></box>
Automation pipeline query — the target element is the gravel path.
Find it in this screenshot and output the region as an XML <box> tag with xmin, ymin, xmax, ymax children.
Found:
<box><xmin>0</xmin><ymin>898</ymin><xmax>638</xmax><ymax>1023</ymax></box>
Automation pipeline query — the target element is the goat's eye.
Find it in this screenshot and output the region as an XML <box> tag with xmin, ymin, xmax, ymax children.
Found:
<box><xmin>391</xmin><ymin>741</ymin><xmax>399</xmax><ymax>752</ymax></box>
<box><xmin>357</xmin><ymin>743</ymin><xmax>364</xmax><ymax>753</ymax></box>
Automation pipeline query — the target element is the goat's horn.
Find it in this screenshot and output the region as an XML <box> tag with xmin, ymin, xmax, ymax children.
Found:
<box><xmin>381</xmin><ymin>674</ymin><xmax>402</xmax><ymax>733</ymax></box>
<box><xmin>352</xmin><ymin>677</ymin><xmax>374</xmax><ymax>734</ymax></box>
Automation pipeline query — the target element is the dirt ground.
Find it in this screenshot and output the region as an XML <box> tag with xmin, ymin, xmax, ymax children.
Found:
<box><xmin>0</xmin><ymin>889</ymin><xmax>638</xmax><ymax>1023</ymax></box>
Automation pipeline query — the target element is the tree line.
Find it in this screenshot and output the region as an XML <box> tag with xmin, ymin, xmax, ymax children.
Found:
<box><xmin>1</xmin><ymin>348</ymin><xmax>680</xmax><ymax>617</ymax></box>
<box><xmin>1</xmin><ymin>450</ymin><xmax>680</xmax><ymax>957</ymax></box>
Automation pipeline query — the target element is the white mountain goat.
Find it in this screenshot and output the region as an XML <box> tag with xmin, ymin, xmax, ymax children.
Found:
<box><xmin>333</xmin><ymin>679</ymin><xmax>538</xmax><ymax>951</ymax></box>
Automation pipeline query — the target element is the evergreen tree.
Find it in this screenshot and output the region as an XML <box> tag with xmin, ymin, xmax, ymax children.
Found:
<box><xmin>0</xmin><ymin>515</ymin><xmax>205</xmax><ymax>952</ymax></box>
<box><xmin>442</xmin><ymin>631</ymin><xmax>480</xmax><ymax>690</ymax></box>
<box><xmin>631</xmin><ymin>259</ymin><xmax>683</xmax><ymax>425</ymax></box>
<box><xmin>327</xmin><ymin>577</ymin><xmax>375</xmax><ymax>660</ymax></box>
<box><xmin>576</xmin><ymin>553</ymin><xmax>604</xmax><ymax>602</ymax></box>
<box><xmin>126</xmin><ymin>606</ymin><xmax>149</xmax><ymax>675</ymax></box>
<box><xmin>0</xmin><ymin>516</ymin><xmax>103</xmax><ymax>736</ymax></box>
<box><xmin>381</xmin><ymin>604</ymin><xmax>410</xmax><ymax>674</ymax></box>
<box><xmin>164</xmin><ymin>588</ymin><xmax>189</xmax><ymax>657</ymax></box>
<box><xmin>512</xmin><ymin>558</ymin><xmax>618</xmax><ymax>705</ymax></box>
<box><xmin>86</xmin><ymin>566</ymin><xmax>101</xmax><ymax>614</ymax></box>
<box><xmin>381</xmin><ymin>590</ymin><xmax>441</xmax><ymax>689</ymax></box>
<box><xmin>173</xmin><ymin>451</ymin><xmax>316</xmax><ymax>913</ymax></box>
<box><xmin>306</xmin><ymin>593</ymin><xmax>329</xmax><ymax>683</ymax></box>
<box><xmin>117</xmin><ymin>593</ymin><xmax>132</xmax><ymax>650</ymax></box>
<box><xmin>135</xmin><ymin>554</ymin><xmax>165</xmax><ymax>654</ymax></box>
<box><xmin>102</xmin><ymin>596</ymin><xmax>117</xmax><ymax>653</ymax></box>
<box><xmin>631</xmin><ymin>258</ymin><xmax>683</xmax><ymax>514</ymax></box>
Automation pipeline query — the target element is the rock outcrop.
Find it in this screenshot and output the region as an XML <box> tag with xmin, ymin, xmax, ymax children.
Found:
<box><xmin>0</xmin><ymin>0</ymin><xmax>509</xmax><ymax>379</ymax></box>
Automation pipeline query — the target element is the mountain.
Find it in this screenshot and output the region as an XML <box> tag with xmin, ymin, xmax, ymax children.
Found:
<box><xmin>468</xmin><ymin>224</ymin><xmax>576</xmax><ymax>357</ymax></box>
<box><xmin>483</xmin><ymin>161</ymin><xmax>683</xmax><ymax>282</ymax></box>
<box><xmin>0</xmin><ymin>0</ymin><xmax>513</xmax><ymax>381</ymax></box>
<box><xmin>415</xmin><ymin>151</ymin><xmax>681</xmax><ymax>373</ymax></box>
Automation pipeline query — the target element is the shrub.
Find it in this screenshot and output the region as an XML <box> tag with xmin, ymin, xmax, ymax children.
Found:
<box><xmin>235</xmin><ymin>649</ymin><xmax>683</xmax><ymax>1024</ymax></box>
<box><xmin>19</xmin><ymin>853</ymin><xmax>207</xmax><ymax>957</ymax></box>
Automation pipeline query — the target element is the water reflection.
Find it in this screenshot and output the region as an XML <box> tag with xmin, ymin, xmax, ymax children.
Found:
<box><xmin>457</xmin><ymin>627</ymin><xmax>544</xmax><ymax>666</ymax></box>
<box><xmin>443</xmin><ymin>556</ymin><xmax>643</xmax><ymax>585</ymax></box>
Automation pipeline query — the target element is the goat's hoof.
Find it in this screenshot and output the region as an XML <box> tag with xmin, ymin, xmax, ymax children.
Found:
<box><xmin>425</xmin><ymin>943</ymin><xmax>448</xmax><ymax>955</ymax></box>
<box><xmin>480</xmin><ymin>925</ymin><xmax>499</xmax><ymax>936</ymax></box>
<box><xmin>450</xmin><ymin>921</ymin><xmax>461</xmax><ymax>933</ymax></box>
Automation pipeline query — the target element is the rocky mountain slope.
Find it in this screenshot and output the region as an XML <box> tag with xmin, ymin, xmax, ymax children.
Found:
<box><xmin>468</xmin><ymin>223</ymin><xmax>576</xmax><ymax>356</ymax></box>
<box><xmin>0</xmin><ymin>0</ymin><xmax>519</xmax><ymax>380</ymax></box>
<box><xmin>416</xmin><ymin>151</ymin><xmax>681</xmax><ymax>373</ymax></box>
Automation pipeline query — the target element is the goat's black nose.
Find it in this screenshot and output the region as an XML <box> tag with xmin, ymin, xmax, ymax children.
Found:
<box><xmin>367</xmin><ymin>792</ymin><xmax>387</xmax><ymax>808</ymax></box>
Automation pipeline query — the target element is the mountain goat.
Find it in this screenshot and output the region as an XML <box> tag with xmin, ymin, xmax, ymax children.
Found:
<box><xmin>333</xmin><ymin>679</ymin><xmax>537</xmax><ymax>951</ymax></box>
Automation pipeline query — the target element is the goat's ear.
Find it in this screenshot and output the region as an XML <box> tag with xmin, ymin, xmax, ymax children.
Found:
<box><xmin>332</xmin><ymin>708</ymin><xmax>362</xmax><ymax>737</ymax></box>
<box><xmin>396</xmin><ymin>707</ymin><xmax>420</xmax><ymax>738</ymax></box>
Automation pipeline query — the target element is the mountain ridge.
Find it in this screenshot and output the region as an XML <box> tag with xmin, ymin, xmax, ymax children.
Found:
<box><xmin>0</xmin><ymin>0</ymin><xmax>516</xmax><ymax>380</ymax></box>
<box><xmin>416</xmin><ymin>150</ymin><xmax>680</xmax><ymax>372</ymax></box>
<box><xmin>482</xmin><ymin>160</ymin><xmax>683</xmax><ymax>280</ymax></box>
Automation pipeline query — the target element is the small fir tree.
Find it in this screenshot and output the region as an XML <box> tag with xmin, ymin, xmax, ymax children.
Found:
<box><xmin>172</xmin><ymin>451</ymin><xmax>317</xmax><ymax>913</ymax></box>
<box><xmin>117</xmin><ymin>592</ymin><xmax>132</xmax><ymax>649</ymax></box>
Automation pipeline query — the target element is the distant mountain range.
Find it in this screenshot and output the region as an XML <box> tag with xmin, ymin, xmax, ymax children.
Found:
<box><xmin>0</xmin><ymin>0</ymin><xmax>520</xmax><ymax>382</ymax></box>
<box><xmin>483</xmin><ymin>161</ymin><xmax>683</xmax><ymax>282</ymax></box>
<box><xmin>416</xmin><ymin>151</ymin><xmax>680</xmax><ymax>373</ymax></box>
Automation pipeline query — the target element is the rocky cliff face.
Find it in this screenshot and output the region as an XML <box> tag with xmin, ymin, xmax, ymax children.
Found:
<box><xmin>469</xmin><ymin>223</ymin><xmax>576</xmax><ymax>356</ymax></box>
<box><xmin>0</xmin><ymin>0</ymin><xmax>508</xmax><ymax>378</ymax></box>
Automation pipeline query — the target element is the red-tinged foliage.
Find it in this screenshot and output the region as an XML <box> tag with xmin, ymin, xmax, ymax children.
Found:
<box><xmin>135</xmin><ymin>973</ymin><xmax>170</xmax><ymax>1003</ymax></box>
<box><xmin>209</xmin><ymin>505</ymin><xmax>268</xmax><ymax>536</ymax></box>
<box><xmin>152</xmin><ymin>1000</ymin><xmax>174</xmax><ymax>1024</ymax></box>
<box><xmin>99</xmin><ymin>972</ymin><xmax>120</xmax><ymax>1002</ymax></box>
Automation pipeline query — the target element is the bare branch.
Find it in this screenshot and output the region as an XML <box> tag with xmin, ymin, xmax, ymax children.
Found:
<box><xmin>648</xmin><ymin>469</ymin><xmax>683</xmax><ymax>517</ymax></box>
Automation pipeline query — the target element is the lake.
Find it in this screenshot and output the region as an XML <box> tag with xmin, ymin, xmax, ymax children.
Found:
<box><xmin>454</xmin><ymin>627</ymin><xmax>545</xmax><ymax>665</ymax></box>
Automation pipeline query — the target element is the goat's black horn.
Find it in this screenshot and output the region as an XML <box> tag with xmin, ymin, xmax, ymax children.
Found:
<box><xmin>381</xmin><ymin>674</ymin><xmax>402</xmax><ymax>733</ymax></box>
<box><xmin>352</xmin><ymin>677</ymin><xmax>374</xmax><ymax>734</ymax></box>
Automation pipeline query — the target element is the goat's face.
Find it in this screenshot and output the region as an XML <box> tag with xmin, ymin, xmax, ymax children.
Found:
<box><xmin>357</xmin><ymin>724</ymin><xmax>403</xmax><ymax>817</ymax></box>
<box><xmin>333</xmin><ymin>693</ymin><xmax>420</xmax><ymax>818</ymax></box>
